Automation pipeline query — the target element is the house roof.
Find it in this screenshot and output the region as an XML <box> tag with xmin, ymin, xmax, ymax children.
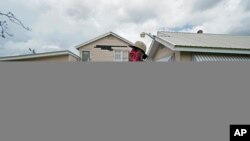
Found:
<box><xmin>0</xmin><ymin>50</ymin><xmax>80</xmax><ymax>61</ymax></box>
<box><xmin>157</xmin><ymin>32</ymin><xmax>250</xmax><ymax>49</ymax></box>
<box><xmin>148</xmin><ymin>31</ymin><xmax>250</xmax><ymax>57</ymax></box>
<box><xmin>75</xmin><ymin>31</ymin><xmax>134</xmax><ymax>50</ymax></box>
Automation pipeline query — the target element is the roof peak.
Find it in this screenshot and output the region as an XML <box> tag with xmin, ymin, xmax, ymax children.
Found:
<box><xmin>75</xmin><ymin>31</ymin><xmax>134</xmax><ymax>49</ymax></box>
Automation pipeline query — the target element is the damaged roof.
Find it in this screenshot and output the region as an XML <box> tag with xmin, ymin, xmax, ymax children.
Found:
<box><xmin>147</xmin><ymin>31</ymin><xmax>250</xmax><ymax>58</ymax></box>
<box><xmin>157</xmin><ymin>31</ymin><xmax>250</xmax><ymax>50</ymax></box>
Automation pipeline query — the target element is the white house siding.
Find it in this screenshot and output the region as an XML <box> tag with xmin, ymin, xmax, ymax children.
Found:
<box><xmin>78</xmin><ymin>35</ymin><xmax>131</xmax><ymax>62</ymax></box>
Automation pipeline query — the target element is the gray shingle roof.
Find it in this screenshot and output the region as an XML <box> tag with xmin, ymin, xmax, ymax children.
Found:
<box><xmin>158</xmin><ymin>32</ymin><xmax>250</xmax><ymax>49</ymax></box>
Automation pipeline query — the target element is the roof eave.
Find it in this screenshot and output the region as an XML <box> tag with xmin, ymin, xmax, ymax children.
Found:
<box><xmin>75</xmin><ymin>32</ymin><xmax>134</xmax><ymax>50</ymax></box>
<box><xmin>0</xmin><ymin>50</ymin><xmax>80</xmax><ymax>61</ymax></box>
<box><xmin>147</xmin><ymin>36</ymin><xmax>175</xmax><ymax>59</ymax></box>
<box><xmin>75</xmin><ymin>32</ymin><xmax>111</xmax><ymax>49</ymax></box>
<box><xmin>155</xmin><ymin>36</ymin><xmax>175</xmax><ymax>50</ymax></box>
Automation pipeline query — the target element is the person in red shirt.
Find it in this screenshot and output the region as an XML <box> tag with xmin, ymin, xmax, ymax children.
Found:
<box><xmin>129</xmin><ymin>41</ymin><xmax>148</xmax><ymax>62</ymax></box>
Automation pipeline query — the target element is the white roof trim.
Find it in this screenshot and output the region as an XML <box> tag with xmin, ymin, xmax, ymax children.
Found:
<box><xmin>147</xmin><ymin>40</ymin><xmax>159</xmax><ymax>59</ymax></box>
<box><xmin>155</xmin><ymin>36</ymin><xmax>175</xmax><ymax>50</ymax></box>
<box><xmin>76</xmin><ymin>32</ymin><xmax>134</xmax><ymax>49</ymax></box>
<box><xmin>0</xmin><ymin>50</ymin><xmax>80</xmax><ymax>61</ymax></box>
<box><xmin>147</xmin><ymin>36</ymin><xmax>175</xmax><ymax>59</ymax></box>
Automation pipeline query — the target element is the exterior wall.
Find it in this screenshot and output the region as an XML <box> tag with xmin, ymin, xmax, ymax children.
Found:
<box><xmin>180</xmin><ymin>52</ymin><xmax>192</xmax><ymax>62</ymax></box>
<box><xmin>174</xmin><ymin>52</ymin><xmax>181</xmax><ymax>62</ymax></box>
<box><xmin>68</xmin><ymin>55</ymin><xmax>79</xmax><ymax>62</ymax></box>
<box><xmin>10</xmin><ymin>55</ymin><xmax>70</xmax><ymax>62</ymax></box>
<box><xmin>152</xmin><ymin>44</ymin><xmax>174</xmax><ymax>61</ymax></box>
<box><xmin>78</xmin><ymin>35</ymin><xmax>131</xmax><ymax>62</ymax></box>
<box><xmin>174</xmin><ymin>52</ymin><xmax>192</xmax><ymax>62</ymax></box>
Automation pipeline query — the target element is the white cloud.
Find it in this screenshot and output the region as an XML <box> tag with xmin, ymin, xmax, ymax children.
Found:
<box><xmin>1</xmin><ymin>0</ymin><xmax>250</xmax><ymax>57</ymax></box>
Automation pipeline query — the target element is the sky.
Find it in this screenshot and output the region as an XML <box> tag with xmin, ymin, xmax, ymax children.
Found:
<box><xmin>0</xmin><ymin>0</ymin><xmax>250</xmax><ymax>57</ymax></box>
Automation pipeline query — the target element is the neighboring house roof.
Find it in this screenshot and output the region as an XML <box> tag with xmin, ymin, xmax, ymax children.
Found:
<box><xmin>75</xmin><ymin>31</ymin><xmax>134</xmax><ymax>49</ymax></box>
<box><xmin>149</xmin><ymin>32</ymin><xmax>250</xmax><ymax>57</ymax></box>
<box><xmin>0</xmin><ymin>50</ymin><xmax>80</xmax><ymax>61</ymax></box>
